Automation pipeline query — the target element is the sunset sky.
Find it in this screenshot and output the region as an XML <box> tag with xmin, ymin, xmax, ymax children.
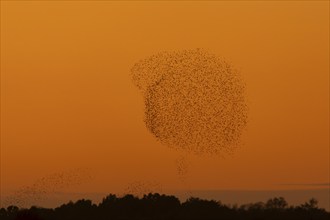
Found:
<box><xmin>1</xmin><ymin>1</ymin><xmax>329</xmax><ymax>208</ymax></box>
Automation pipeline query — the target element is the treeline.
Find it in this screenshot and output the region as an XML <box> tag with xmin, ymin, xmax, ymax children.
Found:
<box><xmin>1</xmin><ymin>193</ymin><xmax>329</xmax><ymax>220</ymax></box>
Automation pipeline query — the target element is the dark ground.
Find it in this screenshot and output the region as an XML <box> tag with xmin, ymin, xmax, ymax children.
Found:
<box><xmin>1</xmin><ymin>193</ymin><xmax>329</xmax><ymax>220</ymax></box>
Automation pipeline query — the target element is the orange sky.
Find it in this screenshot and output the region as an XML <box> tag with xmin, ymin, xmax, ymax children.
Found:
<box><xmin>1</xmin><ymin>1</ymin><xmax>329</xmax><ymax>203</ymax></box>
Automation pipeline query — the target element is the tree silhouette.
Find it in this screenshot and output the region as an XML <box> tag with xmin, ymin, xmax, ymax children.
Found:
<box><xmin>0</xmin><ymin>193</ymin><xmax>328</xmax><ymax>220</ymax></box>
<box><xmin>265</xmin><ymin>197</ymin><xmax>288</xmax><ymax>210</ymax></box>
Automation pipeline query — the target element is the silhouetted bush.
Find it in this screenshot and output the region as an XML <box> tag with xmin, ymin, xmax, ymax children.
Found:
<box><xmin>1</xmin><ymin>194</ymin><xmax>328</xmax><ymax>220</ymax></box>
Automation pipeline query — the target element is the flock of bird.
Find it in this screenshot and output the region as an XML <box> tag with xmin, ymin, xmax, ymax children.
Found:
<box><xmin>131</xmin><ymin>48</ymin><xmax>248</xmax><ymax>156</ymax></box>
<box><xmin>3</xmin><ymin>168</ymin><xmax>91</xmax><ymax>208</ymax></box>
<box><xmin>131</xmin><ymin>48</ymin><xmax>248</xmax><ymax>187</ymax></box>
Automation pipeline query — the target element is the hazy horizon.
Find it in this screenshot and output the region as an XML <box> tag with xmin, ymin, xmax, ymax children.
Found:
<box><xmin>2</xmin><ymin>188</ymin><xmax>329</xmax><ymax>211</ymax></box>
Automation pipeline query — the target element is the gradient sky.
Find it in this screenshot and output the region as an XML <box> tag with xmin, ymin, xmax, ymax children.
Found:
<box><xmin>1</xmin><ymin>1</ymin><xmax>329</xmax><ymax>205</ymax></box>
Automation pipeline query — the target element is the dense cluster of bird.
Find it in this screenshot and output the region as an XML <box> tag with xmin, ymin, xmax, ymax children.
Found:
<box><xmin>3</xmin><ymin>168</ymin><xmax>91</xmax><ymax>208</ymax></box>
<box><xmin>131</xmin><ymin>48</ymin><xmax>248</xmax><ymax>156</ymax></box>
